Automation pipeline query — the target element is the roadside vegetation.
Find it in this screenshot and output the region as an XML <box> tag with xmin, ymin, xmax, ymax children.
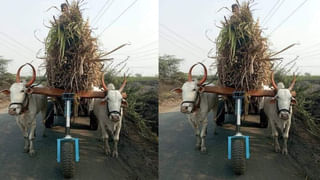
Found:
<box><xmin>159</xmin><ymin>55</ymin><xmax>185</xmax><ymax>106</ymax></box>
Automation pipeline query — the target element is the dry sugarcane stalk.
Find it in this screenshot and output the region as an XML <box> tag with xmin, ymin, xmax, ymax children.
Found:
<box><xmin>45</xmin><ymin>1</ymin><xmax>106</xmax><ymax>91</ymax></box>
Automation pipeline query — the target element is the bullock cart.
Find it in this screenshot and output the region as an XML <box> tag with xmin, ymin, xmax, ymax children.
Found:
<box><xmin>29</xmin><ymin>73</ymin><xmax>110</xmax><ymax>178</ymax></box>
<box><xmin>202</xmin><ymin>74</ymin><xmax>296</xmax><ymax>175</ymax></box>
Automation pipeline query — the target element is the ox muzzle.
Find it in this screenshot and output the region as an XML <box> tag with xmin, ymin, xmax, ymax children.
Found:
<box><xmin>8</xmin><ymin>103</ymin><xmax>23</xmax><ymax>115</ymax></box>
<box><xmin>180</xmin><ymin>93</ymin><xmax>200</xmax><ymax>114</ymax></box>
<box><xmin>8</xmin><ymin>95</ymin><xmax>29</xmax><ymax>115</ymax></box>
<box><xmin>180</xmin><ymin>101</ymin><xmax>195</xmax><ymax>114</ymax></box>
<box><xmin>277</xmin><ymin>103</ymin><xmax>291</xmax><ymax>120</ymax></box>
<box><xmin>108</xmin><ymin>111</ymin><xmax>121</xmax><ymax>122</ymax></box>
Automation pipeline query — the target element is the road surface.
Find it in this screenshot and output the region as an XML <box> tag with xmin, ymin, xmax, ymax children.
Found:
<box><xmin>0</xmin><ymin>111</ymin><xmax>151</xmax><ymax>179</ymax></box>
<box><xmin>159</xmin><ymin>109</ymin><xmax>305</xmax><ymax>180</ymax></box>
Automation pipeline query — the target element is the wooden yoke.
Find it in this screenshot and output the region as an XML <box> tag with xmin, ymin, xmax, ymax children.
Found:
<box><xmin>203</xmin><ymin>86</ymin><xmax>296</xmax><ymax>97</ymax></box>
<box><xmin>31</xmin><ymin>87</ymin><xmax>106</xmax><ymax>98</ymax></box>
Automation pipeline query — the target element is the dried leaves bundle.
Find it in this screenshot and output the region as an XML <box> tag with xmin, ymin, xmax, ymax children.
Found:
<box><xmin>216</xmin><ymin>1</ymin><xmax>272</xmax><ymax>91</ymax></box>
<box><xmin>45</xmin><ymin>1</ymin><xmax>103</xmax><ymax>91</ymax></box>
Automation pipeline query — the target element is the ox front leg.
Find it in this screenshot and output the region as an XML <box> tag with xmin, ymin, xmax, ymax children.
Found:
<box><xmin>112</xmin><ymin>124</ymin><xmax>122</xmax><ymax>158</ymax></box>
<box><xmin>188</xmin><ymin>117</ymin><xmax>201</xmax><ymax>150</ymax></box>
<box><xmin>270</xmin><ymin>121</ymin><xmax>280</xmax><ymax>153</ymax></box>
<box><xmin>282</xmin><ymin>122</ymin><xmax>291</xmax><ymax>155</ymax></box>
<box><xmin>102</xmin><ymin>130</ymin><xmax>111</xmax><ymax>156</ymax></box>
<box><xmin>97</xmin><ymin>116</ymin><xmax>111</xmax><ymax>156</ymax></box>
<box><xmin>16</xmin><ymin>117</ymin><xmax>29</xmax><ymax>153</ymax></box>
<box><xmin>23</xmin><ymin>137</ymin><xmax>29</xmax><ymax>153</ymax></box>
<box><xmin>200</xmin><ymin>119</ymin><xmax>208</xmax><ymax>153</ymax></box>
<box><xmin>28</xmin><ymin>120</ymin><xmax>37</xmax><ymax>156</ymax></box>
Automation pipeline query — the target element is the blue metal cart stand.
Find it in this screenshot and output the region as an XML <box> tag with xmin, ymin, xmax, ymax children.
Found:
<box><xmin>227</xmin><ymin>91</ymin><xmax>250</xmax><ymax>175</ymax></box>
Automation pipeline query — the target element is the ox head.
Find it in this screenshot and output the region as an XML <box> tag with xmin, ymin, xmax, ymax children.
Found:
<box><xmin>171</xmin><ymin>62</ymin><xmax>207</xmax><ymax>114</ymax></box>
<box><xmin>0</xmin><ymin>63</ymin><xmax>36</xmax><ymax>115</ymax></box>
<box><xmin>101</xmin><ymin>74</ymin><xmax>128</xmax><ymax>122</ymax></box>
<box><xmin>270</xmin><ymin>72</ymin><xmax>297</xmax><ymax>120</ymax></box>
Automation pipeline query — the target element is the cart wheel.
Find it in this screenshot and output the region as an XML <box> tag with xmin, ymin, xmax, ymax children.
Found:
<box><xmin>216</xmin><ymin>100</ymin><xmax>225</xmax><ymax>126</ymax></box>
<box><xmin>45</xmin><ymin>101</ymin><xmax>54</xmax><ymax>128</ymax></box>
<box><xmin>259</xmin><ymin>109</ymin><xmax>268</xmax><ymax>128</ymax></box>
<box><xmin>61</xmin><ymin>142</ymin><xmax>75</xmax><ymax>178</ymax></box>
<box><xmin>231</xmin><ymin>138</ymin><xmax>246</xmax><ymax>175</ymax></box>
<box><xmin>89</xmin><ymin>111</ymin><xmax>98</xmax><ymax>130</ymax></box>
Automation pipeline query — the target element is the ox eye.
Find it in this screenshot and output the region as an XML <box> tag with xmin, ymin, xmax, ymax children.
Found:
<box><xmin>193</xmin><ymin>89</ymin><xmax>196</xmax><ymax>91</ymax></box>
<box><xmin>20</xmin><ymin>90</ymin><xmax>24</xmax><ymax>93</ymax></box>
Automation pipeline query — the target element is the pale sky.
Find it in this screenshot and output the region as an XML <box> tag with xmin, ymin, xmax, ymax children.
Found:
<box><xmin>0</xmin><ymin>0</ymin><xmax>158</xmax><ymax>76</ymax></box>
<box><xmin>160</xmin><ymin>0</ymin><xmax>320</xmax><ymax>75</ymax></box>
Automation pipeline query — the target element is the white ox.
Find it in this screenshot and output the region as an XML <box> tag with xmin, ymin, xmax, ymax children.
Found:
<box><xmin>0</xmin><ymin>63</ymin><xmax>47</xmax><ymax>156</ymax></box>
<box><xmin>263</xmin><ymin>73</ymin><xmax>296</xmax><ymax>155</ymax></box>
<box><xmin>93</xmin><ymin>75</ymin><xmax>128</xmax><ymax>157</ymax></box>
<box><xmin>172</xmin><ymin>63</ymin><xmax>218</xmax><ymax>153</ymax></box>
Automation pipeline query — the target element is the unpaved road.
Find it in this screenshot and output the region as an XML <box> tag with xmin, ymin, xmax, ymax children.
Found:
<box><xmin>159</xmin><ymin>108</ymin><xmax>306</xmax><ymax>180</ymax></box>
<box><xmin>0</xmin><ymin>110</ymin><xmax>152</xmax><ymax>179</ymax></box>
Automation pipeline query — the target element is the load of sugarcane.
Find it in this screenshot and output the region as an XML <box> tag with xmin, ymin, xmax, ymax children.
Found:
<box><xmin>215</xmin><ymin>1</ymin><xmax>272</xmax><ymax>91</ymax></box>
<box><xmin>45</xmin><ymin>1</ymin><xmax>104</xmax><ymax>92</ymax></box>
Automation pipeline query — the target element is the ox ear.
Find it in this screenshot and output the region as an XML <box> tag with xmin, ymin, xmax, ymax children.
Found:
<box><xmin>26</xmin><ymin>88</ymin><xmax>33</xmax><ymax>94</ymax></box>
<box><xmin>269</xmin><ymin>98</ymin><xmax>276</xmax><ymax>104</ymax></box>
<box><xmin>199</xmin><ymin>86</ymin><xmax>205</xmax><ymax>93</ymax></box>
<box><xmin>121</xmin><ymin>92</ymin><xmax>127</xmax><ymax>99</ymax></box>
<box><xmin>291</xmin><ymin>97</ymin><xmax>297</xmax><ymax>105</ymax></box>
<box><xmin>171</xmin><ymin>88</ymin><xmax>182</xmax><ymax>94</ymax></box>
<box><xmin>0</xmin><ymin>89</ymin><xmax>10</xmax><ymax>95</ymax></box>
<box><xmin>100</xmin><ymin>100</ymin><xmax>107</xmax><ymax>105</ymax></box>
<box><xmin>121</xmin><ymin>99</ymin><xmax>128</xmax><ymax>108</ymax></box>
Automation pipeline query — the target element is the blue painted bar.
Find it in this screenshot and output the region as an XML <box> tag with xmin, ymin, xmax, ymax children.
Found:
<box><xmin>56</xmin><ymin>137</ymin><xmax>80</xmax><ymax>163</ymax></box>
<box><xmin>227</xmin><ymin>136</ymin><xmax>250</xmax><ymax>160</ymax></box>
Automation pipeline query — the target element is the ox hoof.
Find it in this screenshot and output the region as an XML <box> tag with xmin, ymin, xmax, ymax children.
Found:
<box><xmin>105</xmin><ymin>149</ymin><xmax>111</xmax><ymax>156</ymax></box>
<box><xmin>200</xmin><ymin>147</ymin><xmax>207</xmax><ymax>153</ymax></box>
<box><xmin>112</xmin><ymin>151</ymin><xmax>118</xmax><ymax>158</ymax></box>
<box><xmin>195</xmin><ymin>145</ymin><xmax>201</xmax><ymax>150</ymax></box>
<box><xmin>23</xmin><ymin>148</ymin><xmax>29</xmax><ymax>153</ymax></box>
<box><xmin>29</xmin><ymin>150</ymin><xmax>36</xmax><ymax>157</ymax></box>
<box><xmin>275</xmin><ymin>146</ymin><xmax>281</xmax><ymax>153</ymax></box>
<box><xmin>282</xmin><ymin>149</ymin><xmax>288</xmax><ymax>155</ymax></box>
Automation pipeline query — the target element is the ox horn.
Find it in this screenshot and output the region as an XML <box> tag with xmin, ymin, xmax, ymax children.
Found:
<box><xmin>188</xmin><ymin>62</ymin><xmax>207</xmax><ymax>85</ymax></box>
<box><xmin>101</xmin><ymin>73</ymin><xmax>108</xmax><ymax>91</ymax></box>
<box><xmin>16</xmin><ymin>63</ymin><xmax>36</xmax><ymax>87</ymax></box>
<box><xmin>288</xmin><ymin>73</ymin><xmax>296</xmax><ymax>91</ymax></box>
<box><xmin>271</xmin><ymin>71</ymin><xmax>278</xmax><ymax>90</ymax></box>
<box><xmin>119</xmin><ymin>74</ymin><xmax>127</xmax><ymax>92</ymax></box>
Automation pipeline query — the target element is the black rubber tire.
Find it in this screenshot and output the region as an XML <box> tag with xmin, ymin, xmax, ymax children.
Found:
<box><xmin>45</xmin><ymin>101</ymin><xmax>54</xmax><ymax>128</ymax></box>
<box><xmin>89</xmin><ymin>111</ymin><xmax>98</xmax><ymax>130</ymax></box>
<box><xmin>61</xmin><ymin>142</ymin><xmax>75</xmax><ymax>178</ymax></box>
<box><xmin>231</xmin><ymin>139</ymin><xmax>246</xmax><ymax>175</ymax></box>
<box><xmin>216</xmin><ymin>100</ymin><xmax>225</xmax><ymax>126</ymax></box>
<box><xmin>259</xmin><ymin>109</ymin><xmax>268</xmax><ymax>128</ymax></box>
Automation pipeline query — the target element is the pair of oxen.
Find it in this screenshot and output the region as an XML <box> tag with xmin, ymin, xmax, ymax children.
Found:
<box><xmin>172</xmin><ymin>63</ymin><xmax>296</xmax><ymax>155</ymax></box>
<box><xmin>0</xmin><ymin>63</ymin><xmax>127</xmax><ymax>157</ymax></box>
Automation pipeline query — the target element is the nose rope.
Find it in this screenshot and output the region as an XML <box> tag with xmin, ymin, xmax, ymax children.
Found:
<box><xmin>181</xmin><ymin>92</ymin><xmax>201</xmax><ymax>113</ymax></box>
<box><xmin>276</xmin><ymin>100</ymin><xmax>291</xmax><ymax>114</ymax></box>
<box><xmin>105</xmin><ymin>101</ymin><xmax>122</xmax><ymax>117</ymax></box>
